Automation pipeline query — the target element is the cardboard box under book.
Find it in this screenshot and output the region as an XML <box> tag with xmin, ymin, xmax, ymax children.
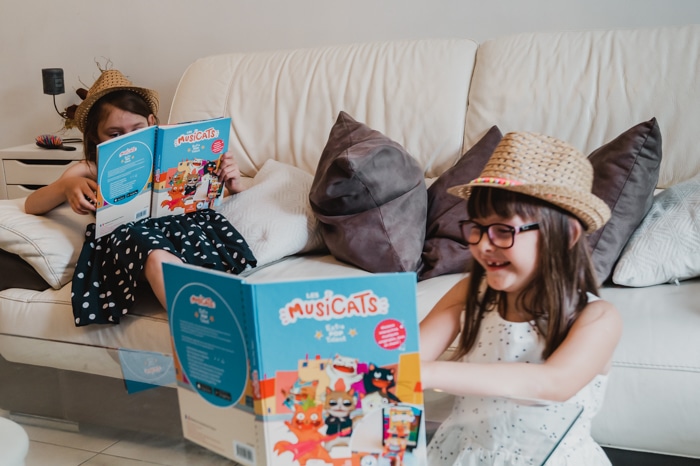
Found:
<box><xmin>164</xmin><ymin>262</ymin><xmax>428</xmax><ymax>466</ymax></box>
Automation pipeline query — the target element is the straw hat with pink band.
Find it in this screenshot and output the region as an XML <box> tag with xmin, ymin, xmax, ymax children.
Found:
<box><xmin>73</xmin><ymin>69</ymin><xmax>159</xmax><ymax>134</ymax></box>
<box><xmin>447</xmin><ymin>131</ymin><xmax>611</xmax><ymax>233</ymax></box>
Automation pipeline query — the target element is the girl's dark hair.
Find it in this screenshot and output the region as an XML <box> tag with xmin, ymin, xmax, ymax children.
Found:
<box><xmin>82</xmin><ymin>90</ymin><xmax>158</xmax><ymax>163</ymax></box>
<box><xmin>452</xmin><ymin>186</ymin><xmax>599</xmax><ymax>361</ymax></box>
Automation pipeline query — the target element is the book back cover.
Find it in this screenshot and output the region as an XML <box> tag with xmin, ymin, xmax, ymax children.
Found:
<box><xmin>95</xmin><ymin>125</ymin><xmax>157</xmax><ymax>238</ymax></box>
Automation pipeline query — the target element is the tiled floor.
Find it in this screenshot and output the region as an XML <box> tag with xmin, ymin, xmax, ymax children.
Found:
<box><xmin>1</xmin><ymin>391</ymin><xmax>455</xmax><ymax>465</ymax></box>
<box><xmin>1</xmin><ymin>410</ymin><xmax>238</xmax><ymax>466</ymax></box>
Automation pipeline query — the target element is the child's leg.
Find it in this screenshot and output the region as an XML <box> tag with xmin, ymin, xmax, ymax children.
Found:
<box><xmin>143</xmin><ymin>249</ymin><xmax>183</xmax><ymax>309</ymax></box>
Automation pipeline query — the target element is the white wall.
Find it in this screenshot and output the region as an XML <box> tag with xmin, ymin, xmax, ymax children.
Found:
<box><xmin>1</xmin><ymin>0</ymin><xmax>699</xmax><ymax>148</ymax></box>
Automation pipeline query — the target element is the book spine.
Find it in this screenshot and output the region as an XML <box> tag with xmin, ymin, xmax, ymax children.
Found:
<box><xmin>151</xmin><ymin>127</ymin><xmax>166</xmax><ymax>217</ymax></box>
<box><xmin>239</xmin><ymin>284</ymin><xmax>268</xmax><ymax>466</ymax></box>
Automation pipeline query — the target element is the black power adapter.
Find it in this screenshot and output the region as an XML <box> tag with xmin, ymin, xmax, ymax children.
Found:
<box><xmin>42</xmin><ymin>68</ymin><xmax>65</xmax><ymax>95</ymax></box>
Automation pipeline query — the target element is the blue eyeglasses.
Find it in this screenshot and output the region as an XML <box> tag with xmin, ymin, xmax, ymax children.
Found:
<box><xmin>459</xmin><ymin>220</ymin><xmax>540</xmax><ymax>249</ymax></box>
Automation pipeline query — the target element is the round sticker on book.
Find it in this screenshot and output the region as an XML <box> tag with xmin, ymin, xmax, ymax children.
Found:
<box><xmin>98</xmin><ymin>139</ymin><xmax>154</xmax><ymax>206</ymax></box>
<box><xmin>211</xmin><ymin>139</ymin><xmax>225</xmax><ymax>154</ymax></box>
<box><xmin>169</xmin><ymin>282</ymin><xmax>248</xmax><ymax>408</ymax></box>
<box><xmin>374</xmin><ymin>319</ymin><xmax>407</xmax><ymax>350</ymax></box>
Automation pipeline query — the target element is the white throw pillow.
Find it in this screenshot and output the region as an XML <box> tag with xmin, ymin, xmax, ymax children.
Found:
<box><xmin>612</xmin><ymin>177</ymin><xmax>700</xmax><ymax>287</ymax></box>
<box><xmin>0</xmin><ymin>198</ymin><xmax>92</xmax><ymax>289</ymax></box>
<box><xmin>216</xmin><ymin>159</ymin><xmax>325</xmax><ymax>267</ymax></box>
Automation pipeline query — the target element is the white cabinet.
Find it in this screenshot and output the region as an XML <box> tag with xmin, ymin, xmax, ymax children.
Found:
<box><xmin>0</xmin><ymin>143</ymin><xmax>83</xmax><ymax>199</ymax></box>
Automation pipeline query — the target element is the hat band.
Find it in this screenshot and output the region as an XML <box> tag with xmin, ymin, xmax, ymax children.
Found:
<box><xmin>472</xmin><ymin>177</ymin><xmax>524</xmax><ymax>187</ymax></box>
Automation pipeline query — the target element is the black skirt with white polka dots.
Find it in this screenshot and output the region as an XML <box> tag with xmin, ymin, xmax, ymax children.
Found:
<box><xmin>71</xmin><ymin>209</ymin><xmax>256</xmax><ymax>326</ymax></box>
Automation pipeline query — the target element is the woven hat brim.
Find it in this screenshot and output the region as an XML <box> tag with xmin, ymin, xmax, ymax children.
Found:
<box><xmin>74</xmin><ymin>86</ymin><xmax>159</xmax><ymax>134</ymax></box>
<box><xmin>447</xmin><ymin>182</ymin><xmax>611</xmax><ymax>233</ymax></box>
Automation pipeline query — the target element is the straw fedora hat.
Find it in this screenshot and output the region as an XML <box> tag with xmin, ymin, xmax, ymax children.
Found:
<box><xmin>447</xmin><ymin>131</ymin><xmax>611</xmax><ymax>233</ymax></box>
<box><xmin>73</xmin><ymin>70</ymin><xmax>159</xmax><ymax>134</ymax></box>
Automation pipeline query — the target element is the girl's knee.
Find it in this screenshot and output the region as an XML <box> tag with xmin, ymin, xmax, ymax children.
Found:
<box><xmin>144</xmin><ymin>250</ymin><xmax>181</xmax><ymax>275</ymax></box>
<box><xmin>148</xmin><ymin>249</ymin><xmax>180</xmax><ymax>263</ymax></box>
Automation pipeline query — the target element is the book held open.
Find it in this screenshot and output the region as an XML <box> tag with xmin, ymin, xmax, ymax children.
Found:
<box><xmin>94</xmin><ymin>116</ymin><xmax>231</xmax><ymax>238</ymax></box>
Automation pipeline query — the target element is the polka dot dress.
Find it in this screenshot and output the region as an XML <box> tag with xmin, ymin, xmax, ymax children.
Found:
<box><xmin>71</xmin><ymin>209</ymin><xmax>256</xmax><ymax>326</ymax></box>
<box><xmin>427</xmin><ymin>300</ymin><xmax>611</xmax><ymax>466</ymax></box>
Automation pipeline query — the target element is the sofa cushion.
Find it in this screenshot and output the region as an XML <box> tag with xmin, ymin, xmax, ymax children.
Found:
<box><xmin>417</xmin><ymin>126</ymin><xmax>502</xmax><ymax>281</ymax></box>
<box><xmin>217</xmin><ymin>159</ymin><xmax>325</xmax><ymax>267</ymax></box>
<box><xmin>309</xmin><ymin>111</ymin><xmax>427</xmax><ymax>273</ymax></box>
<box><xmin>587</xmin><ymin>117</ymin><xmax>662</xmax><ymax>284</ymax></box>
<box><xmin>170</xmin><ymin>39</ymin><xmax>478</xmax><ymax>180</ymax></box>
<box><xmin>612</xmin><ymin>176</ymin><xmax>700</xmax><ymax>287</ymax></box>
<box><xmin>0</xmin><ymin>198</ymin><xmax>93</xmax><ymax>290</ymax></box>
<box><xmin>463</xmin><ymin>26</ymin><xmax>700</xmax><ymax>189</ymax></box>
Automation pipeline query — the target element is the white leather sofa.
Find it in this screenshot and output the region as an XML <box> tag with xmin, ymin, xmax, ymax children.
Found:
<box><xmin>1</xmin><ymin>24</ymin><xmax>699</xmax><ymax>463</ymax></box>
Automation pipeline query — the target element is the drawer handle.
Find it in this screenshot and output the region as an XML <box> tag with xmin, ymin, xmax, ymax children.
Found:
<box><xmin>14</xmin><ymin>159</ymin><xmax>76</xmax><ymax>166</ymax></box>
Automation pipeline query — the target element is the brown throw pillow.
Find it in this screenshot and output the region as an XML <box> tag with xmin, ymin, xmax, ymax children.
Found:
<box><xmin>309</xmin><ymin>111</ymin><xmax>427</xmax><ymax>273</ymax></box>
<box><xmin>588</xmin><ymin>117</ymin><xmax>662</xmax><ymax>284</ymax></box>
<box><xmin>0</xmin><ymin>248</ymin><xmax>50</xmax><ymax>291</ymax></box>
<box><xmin>417</xmin><ymin>126</ymin><xmax>503</xmax><ymax>281</ymax></box>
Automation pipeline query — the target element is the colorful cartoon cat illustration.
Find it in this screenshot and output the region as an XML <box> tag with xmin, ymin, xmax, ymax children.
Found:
<box><xmin>282</xmin><ymin>379</ymin><xmax>319</xmax><ymax>411</ymax></box>
<box><xmin>326</xmin><ymin>354</ymin><xmax>364</xmax><ymax>392</ymax></box>
<box><xmin>273</xmin><ymin>404</ymin><xmax>333</xmax><ymax>465</ymax></box>
<box><xmin>184</xmin><ymin>169</ymin><xmax>201</xmax><ymax>197</ymax></box>
<box><xmin>161</xmin><ymin>169</ymin><xmax>187</xmax><ymax>211</ymax></box>
<box><xmin>323</xmin><ymin>387</ymin><xmax>357</xmax><ymax>450</ymax></box>
<box><xmin>361</xmin><ymin>390</ymin><xmax>391</xmax><ymax>415</ymax></box>
<box><xmin>363</xmin><ymin>364</ymin><xmax>401</xmax><ymax>403</ymax></box>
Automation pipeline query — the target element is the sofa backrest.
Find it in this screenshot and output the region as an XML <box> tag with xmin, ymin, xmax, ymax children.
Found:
<box><xmin>464</xmin><ymin>24</ymin><xmax>700</xmax><ymax>189</ymax></box>
<box><xmin>169</xmin><ymin>39</ymin><xmax>478</xmax><ymax>179</ymax></box>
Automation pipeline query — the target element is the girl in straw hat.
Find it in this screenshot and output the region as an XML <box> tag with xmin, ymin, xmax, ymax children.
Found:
<box><xmin>25</xmin><ymin>69</ymin><xmax>256</xmax><ymax>326</ymax></box>
<box><xmin>420</xmin><ymin>132</ymin><xmax>622</xmax><ymax>465</ymax></box>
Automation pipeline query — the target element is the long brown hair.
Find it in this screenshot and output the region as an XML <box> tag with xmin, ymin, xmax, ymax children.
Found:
<box><xmin>452</xmin><ymin>187</ymin><xmax>599</xmax><ymax>361</ymax></box>
<box><xmin>82</xmin><ymin>90</ymin><xmax>159</xmax><ymax>163</ymax></box>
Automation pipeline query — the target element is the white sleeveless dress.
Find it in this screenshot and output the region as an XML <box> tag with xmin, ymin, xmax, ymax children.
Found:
<box><xmin>427</xmin><ymin>297</ymin><xmax>611</xmax><ymax>466</ymax></box>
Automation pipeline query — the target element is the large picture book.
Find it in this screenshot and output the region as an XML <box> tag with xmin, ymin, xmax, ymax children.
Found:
<box><xmin>94</xmin><ymin>116</ymin><xmax>231</xmax><ymax>238</ymax></box>
<box><xmin>163</xmin><ymin>262</ymin><xmax>428</xmax><ymax>466</ymax></box>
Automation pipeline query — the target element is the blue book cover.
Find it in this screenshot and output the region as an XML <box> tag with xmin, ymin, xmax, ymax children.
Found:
<box><xmin>164</xmin><ymin>262</ymin><xmax>428</xmax><ymax>466</ymax></box>
<box><xmin>151</xmin><ymin>116</ymin><xmax>231</xmax><ymax>217</ymax></box>
<box><xmin>95</xmin><ymin>125</ymin><xmax>157</xmax><ymax>238</ymax></box>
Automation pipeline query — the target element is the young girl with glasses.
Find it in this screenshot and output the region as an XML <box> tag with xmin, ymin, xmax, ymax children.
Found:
<box><xmin>420</xmin><ymin>132</ymin><xmax>622</xmax><ymax>465</ymax></box>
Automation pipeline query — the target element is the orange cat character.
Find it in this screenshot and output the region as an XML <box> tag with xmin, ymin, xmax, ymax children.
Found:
<box><xmin>161</xmin><ymin>169</ymin><xmax>187</xmax><ymax>211</ymax></box>
<box><xmin>273</xmin><ymin>403</ymin><xmax>333</xmax><ymax>465</ymax></box>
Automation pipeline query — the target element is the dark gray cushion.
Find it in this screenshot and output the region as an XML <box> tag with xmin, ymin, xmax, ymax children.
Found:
<box><xmin>310</xmin><ymin>111</ymin><xmax>427</xmax><ymax>273</ymax></box>
<box><xmin>0</xmin><ymin>248</ymin><xmax>50</xmax><ymax>291</ymax></box>
<box><xmin>418</xmin><ymin>126</ymin><xmax>502</xmax><ymax>281</ymax></box>
<box><xmin>588</xmin><ymin>117</ymin><xmax>662</xmax><ymax>284</ymax></box>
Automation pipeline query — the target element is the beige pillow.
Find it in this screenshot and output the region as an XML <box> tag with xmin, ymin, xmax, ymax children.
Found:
<box><xmin>0</xmin><ymin>198</ymin><xmax>92</xmax><ymax>289</ymax></box>
<box><xmin>216</xmin><ymin>159</ymin><xmax>325</xmax><ymax>267</ymax></box>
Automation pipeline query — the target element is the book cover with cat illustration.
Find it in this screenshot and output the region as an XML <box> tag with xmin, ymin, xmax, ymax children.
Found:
<box><xmin>150</xmin><ymin>116</ymin><xmax>230</xmax><ymax>217</ymax></box>
<box><xmin>94</xmin><ymin>116</ymin><xmax>230</xmax><ymax>238</ymax></box>
<box><xmin>164</xmin><ymin>262</ymin><xmax>428</xmax><ymax>466</ymax></box>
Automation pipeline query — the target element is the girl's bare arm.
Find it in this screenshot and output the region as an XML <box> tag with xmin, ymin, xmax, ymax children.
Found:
<box><xmin>24</xmin><ymin>161</ymin><xmax>98</xmax><ymax>215</ymax></box>
<box><xmin>419</xmin><ymin>277</ymin><xmax>469</xmax><ymax>362</ymax></box>
<box><xmin>421</xmin><ymin>299</ymin><xmax>622</xmax><ymax>402</ymax></box>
